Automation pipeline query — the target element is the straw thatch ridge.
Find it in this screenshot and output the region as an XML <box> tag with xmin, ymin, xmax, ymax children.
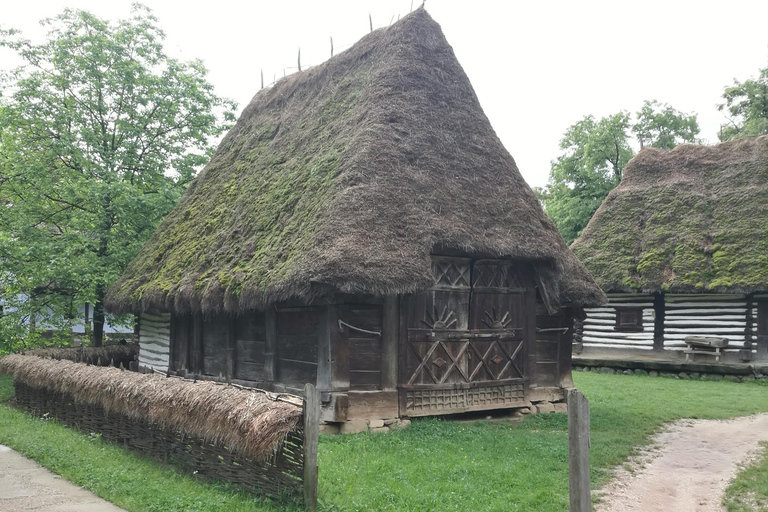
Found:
<box><xmin>0</xmin><ymin>355</ymin><xmax>301</xmax><ymax>460</ymax></box>
<box><xmin>21</xmin><ymin>343</ymin><xmax>138</xmax><ymax>367</ymax></box>
<box><xmin>105</xmin><ymin>9</ymin><xmax>603</xmax><ymax>315</ymax></box>
<box><xmin>572</xmin><ymin>135</ymin><xmax>768</xmax><ymax>294</ymax></box>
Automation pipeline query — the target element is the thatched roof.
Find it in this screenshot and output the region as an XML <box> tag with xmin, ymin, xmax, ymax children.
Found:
<box><xmin>0</xmin><ymin>354</ymin><xmax>301</xmax><ymax>460</ymax></box>
<box><xmin>106</xmin><ymin>9</ymin><xmax>604</xmax><ymax>315</ymax></box>
<box><xmin>572</xmin><ymin>135</ymin><xmax>768</xmax><ymax>294</ymax></box>
<box><xmin>21</xmin><ymin>342</ymin><xmax>138</xmax><ymax>367</ymax></box>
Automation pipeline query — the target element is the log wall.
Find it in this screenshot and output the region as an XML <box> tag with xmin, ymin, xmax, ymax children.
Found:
<box><xmin>582</xmin><ymin>295</ymin><xmax>655</xmax><ymax>351</ymax></box>
<box><xmin>138</xmin><ymin>312</ymin><xmax>171</xmax><ymax>372</ymax></box>
<box><xmin>663</xmin><ymin>294</ymin><xmax>750</xmax><ymax>353</ymax></box>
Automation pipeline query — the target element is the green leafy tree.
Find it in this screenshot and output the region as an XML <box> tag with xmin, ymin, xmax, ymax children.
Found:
<box><xmin>718</xmin><ymin>64</ymin><xmax>768</xmax><ymax>140</ymax></box>
<box><xmin>0</xmin><ymin>5</ymin><xmax>236</xmax><ymax>350</ymax></box>
<box><xmin>539</xmin><ymin>101</ymin><xmax>702</xmax><ymax>244</ymax></box>
<box><xmin>633</xmin><ymin>100</ymin><xmax>700</xmax><ymax>149</ymax></box>
<box><xmin>536</xmin><ymin>113</ymin><xmax>634</xmax><ymax>244</ymax></box>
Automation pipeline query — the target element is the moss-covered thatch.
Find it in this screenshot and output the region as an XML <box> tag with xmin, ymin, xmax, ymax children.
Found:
<box><xmin>106</xmin><ymin>9</ymin><xmax>603</xmax><ymax>315</ymax></box>
<box><xmin>0</xmin><ymin>354</ymin><xmax>301</xmax><ymax>459</ymax></box>
<box><xmin>572</xmin><ymin>135</ymin><xmax>768</xmax><ymax>294</ymax></box>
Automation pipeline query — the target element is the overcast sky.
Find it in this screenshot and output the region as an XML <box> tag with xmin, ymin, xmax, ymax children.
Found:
<box><xmin>3</xmin><ymin>0</ymin><xmax>768</xmax><ymax>188</ymax></box>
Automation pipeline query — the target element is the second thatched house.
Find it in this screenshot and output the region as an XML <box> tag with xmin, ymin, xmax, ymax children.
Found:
<box><xmin>106</xmin><ymin>10</ymin><xmax>604</xmax><ymax>429</ymax></box>
<box><xmin>571</xmin><ymin>136</ymin><xmax>768</xmax><ymax>363</ymax></box>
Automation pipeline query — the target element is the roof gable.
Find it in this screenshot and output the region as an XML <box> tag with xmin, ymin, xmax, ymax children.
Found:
<box><xmin>107</xmin><ymin>10</ymin><xmax>604</xmax><ymax>314</ymax></box>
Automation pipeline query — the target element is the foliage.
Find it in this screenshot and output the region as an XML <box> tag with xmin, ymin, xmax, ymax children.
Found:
<box><xmin>0</xmin><ymin>5</ymin><xmax>236</xmax><ymax>349</ymax></box>
<box><xmin>633</xmin><ymin>100</ymin><xmax>700</xmax><ymax>149</ymax></box>
<box><xmin>719</xmin><ymin>64</ymin><xmax>768</xmax><ymax>141</ymax></box>
<box><xmin>538</xmin><ymin>101</ymin><xmax>700</xmax><ymax>244</ymax></box>
<box><xmin>536</xmin><ymin>113</ymin><xmax>634</xmax><ymax>244</ymax></box>
<box><xmin>3</xmin><ymin>371</ymin><xmax>768</xmax><ymax>511</ymax></box>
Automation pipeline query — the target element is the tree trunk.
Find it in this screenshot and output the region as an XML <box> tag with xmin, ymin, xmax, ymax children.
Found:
<box><xmin>93</xmin><ymin>284</ymin><xmax>105</xmax><ymax>346</ymax></box>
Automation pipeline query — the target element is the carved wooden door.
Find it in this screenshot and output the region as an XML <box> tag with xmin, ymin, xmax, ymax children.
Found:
<box><xmin>400</xmin><ymin>257</ymin><xmax>531</xmax><ymax>416</ymax></box>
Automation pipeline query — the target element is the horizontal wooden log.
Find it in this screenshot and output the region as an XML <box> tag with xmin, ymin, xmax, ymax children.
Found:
<box><xmin>665</xmin><ymin>294</ymin><xmax>746</xmax><ymax>302</ymax></box>
<box><xmin>583</xmin><ymin>343</ymin><xmax>653</xmax><ymax>350</ymax></box>
<box><xmin>665</xmin><ymin>302</ymin><xmax>746</xmax><ymax>308</ymax></box>
<box><xmin>582</xmin><ymin>336</ymin><xmax>654</xmax><ymax>346</ymax></box>
<box><xmin>665</xmin><ymin>320</ymin><xmax>746</xmax><ymax>327</ymax></box>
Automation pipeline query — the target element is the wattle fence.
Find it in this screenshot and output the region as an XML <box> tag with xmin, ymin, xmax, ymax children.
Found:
<box><xmin>1</xmin><ymin>355</ymin><xmax>319</xmax><ymax>509</ymax></box>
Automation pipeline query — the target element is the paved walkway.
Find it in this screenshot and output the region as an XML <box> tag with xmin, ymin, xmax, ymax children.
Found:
<box><xmin>0</xmin><ymin>444</ymin><xmax>125</xmax><ymax>511</ymax></box>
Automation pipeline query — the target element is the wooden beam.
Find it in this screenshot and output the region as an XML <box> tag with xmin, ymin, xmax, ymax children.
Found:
<box><xmin>192</xmin><ymin>312</ymin><xmax>203</xmax><ymax>376</ymax></box>
<box><xmin>568</xmin><ymin>388</ymin><xmax>591</xmax><ymax>512</ymax></box>
<box><xmin>381</xmin><ymin>296</ymin><xmax>399</xmax><ymax>390</ymax></box>
<box><xmin>303</xmin><ymin>383</ymin><xmax>320</xmax><ymax>511</ymax></box>
<box><xmin>264</xmin><ymin>307</ymin><xmax>277</xmax><ymax>382</ymax></box>
<box><xmin>317</xmin><ymin>305</ymin><xmax>334</xmax><ymax>391</ymax></box>
<box><xmin>227</xmin><ymin>315</ymin><xmax>237</xmax><ymax>382</ymax></box>
<box><xmin>330</xmin><ymin>304</ymin><xmax>349</xmax><ymax>391</ymax></box>
<box><xmin>653</xmin><ymin>293</ymin><xmax>665</xmax><ymax>351</ymax></box>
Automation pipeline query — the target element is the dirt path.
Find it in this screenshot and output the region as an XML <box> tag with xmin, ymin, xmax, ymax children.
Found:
<box><xmin>0</xmin><ymin>444</ymin><xmax>126</xmax><ymax>511</ymax></box>
<box><xmin>595</xmin><ymin>414</ymin><xmax>768</xmax><ymax>512</ymax></box>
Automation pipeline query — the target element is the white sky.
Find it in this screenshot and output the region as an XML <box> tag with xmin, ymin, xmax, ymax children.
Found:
<box><xmin>2</xmin><ymin>0</ymin><xmax>768</xmax><ymax>188</ymax></box>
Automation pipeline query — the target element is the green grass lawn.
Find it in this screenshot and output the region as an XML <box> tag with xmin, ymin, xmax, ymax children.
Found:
<box><xmin>2</xmin><ymin>372</ymin><xmax>768</xmax><ymax>511</ymax></box>
<box><xmin>724</xmin><ymin>441</ymin><xmax>768</xmax><ymax>512</ymax></box>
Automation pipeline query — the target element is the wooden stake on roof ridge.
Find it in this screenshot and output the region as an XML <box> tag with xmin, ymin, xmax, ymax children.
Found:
<box><xmin>389</xmin><ymin>15</ymin><xmax>394</xmax><ymax>26</ymax></box>
<box><xmin>330</xmin><ymin>36</ymin><xmax>334</xmax><ymax>57</ymax></box>
<box><xmin>410</xmin><ymin>0</ymin><xmax>413</xmax><ymax>12</ymax></box>
<box><xmin>369</xmin><ymin>13</ymin><xmax>373</xmax><ymax>33</ymax></box>
<box><xmin>260</xmin><ymin>69</ymin><xmax>264</xmax><ymax>89</ymax></box>
<box><xmin>298</xmin><ymin>48</ymin><xmax>301</xmax><ymax>72</ymax></box>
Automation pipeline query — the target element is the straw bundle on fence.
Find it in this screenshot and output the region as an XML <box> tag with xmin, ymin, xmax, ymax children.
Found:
<box><xmin>22</xmin><ymin>343</ymin><xmax>138</xmax><ymax>367</ymax></box>
<box><xmin>0</xmin><ymin>354</ymin><xmax>302</xmax><ymax>459</ymax></box>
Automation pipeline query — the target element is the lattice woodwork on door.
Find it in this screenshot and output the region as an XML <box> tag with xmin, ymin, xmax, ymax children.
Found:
<box><xmin>431</xmin><ymin>257</ymin><xmax>471</xmax><ymax>289</ymax></box>
<box><xmin>405</xmin><ymin>336</ymin><xmax>524</xmax><ymax>386</ymax></box>
<box><xmin>405</xmin><ymin>382</ymin><xmax>526</xmax><ymax>416</ymax></box>
<box><xmin>472</xmin><ymin>260</ymin><xmax>523</xmax><ymax>289</ymax></box>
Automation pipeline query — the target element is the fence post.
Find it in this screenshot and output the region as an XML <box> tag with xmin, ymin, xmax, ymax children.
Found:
<box><xmin>568</xmin><ymin>388</ymin><xmax>591</xmax><ymax>512</ymax></box>
<box><xmin>303</xmin><ymin>383</ymin><xmax>320</xmax><ymax>510</ymax></box>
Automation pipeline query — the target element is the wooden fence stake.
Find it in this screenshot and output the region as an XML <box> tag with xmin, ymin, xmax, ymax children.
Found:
<box><xmin>303</xmin><ymin>383</ymin><xmax>320</xmax><ymax>510</ymax></box>
<box><xmin>568</xmin><ymin>388</ymin><xmax>591</xmax><ymax>511</ymax></box>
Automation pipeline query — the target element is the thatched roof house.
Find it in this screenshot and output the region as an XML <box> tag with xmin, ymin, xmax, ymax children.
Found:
<box><xmin>107</xmin><ymin>9</ymin><xmax>603</xmax><ymax>428</ymax></box>
<box><xmin>571</xmin><ymin>136</ymin><xmax>768</xmax><ymax>361</ymax></box>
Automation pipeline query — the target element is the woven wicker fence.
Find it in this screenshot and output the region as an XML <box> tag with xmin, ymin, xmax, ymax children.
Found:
<box><xmin>3</xmin><ymin>355</ymin><xmax>319</xmax><ymax>509</ymax></box>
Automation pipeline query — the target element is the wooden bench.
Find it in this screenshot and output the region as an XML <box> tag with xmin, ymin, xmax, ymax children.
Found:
<box><xmin>684</xmin><ymin>336</ymin><xmax>729</xmax><ymax>362</ymax></box>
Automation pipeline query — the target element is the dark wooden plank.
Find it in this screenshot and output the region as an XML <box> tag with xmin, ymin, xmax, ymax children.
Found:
<box><xmin>237</xmin><ymin>311</ymin><xmax>266</xmax><ymax>341</ymax></box>
<box><xmin>349</xmin><ymin>337</ymin><xmax>382</xmax><ymax>372</ymax></box>
<box><xmin>264</xmin><ymin>307</ymin><xmax>276</xmax><ymax>382</ymax></box>
<box><xmin>654</xmin><ymin>293</ymin><xmax>666</xmax><ymax>350</ymax></box>
<box><xmin>331</xmin><ymin>304</ymin><xmax>350</xmax><ymax>391</ymax></box>
<box><xmin>276</xmin><ymin>358</ymin><xmax>318</xmax><ymax>386</ymax></box>
<box><xmin>234</xmin><ymin>360</ymin><xmax>264</xmax><ymax>382</ymax></box>
<box><xmin>758</xmin><ymin>301</ymin><xmax>768</xmax><ymax>336</ymax></box>
<box><xmin>276</xmin><ymin>309</ymin><xmax>319</xmax><ymax>336</ymax></box>
<box><xmin>277</xmin><ymin>335</ymin><xmax>319</xmax><ymax>361</ymax></box>
<box><xmin>317</xmin><ymin>305</ymin><xmax>333</xmax><ymax>392</ymax></box>
<box><xmin>382</xmin><ymin>296</ymin><xmax>399</xmax><ymax>390</ymax></box>
<box><xmin>349</xmin><ymin>370</ymin><xmax>382</xmax><ymax>390</ymax></box>
<box><xmin>536</xmin><ymin>340</ymin><xmax>559</xmax><ymax>362</ymax></box>
<box><xmin>236</xmin><ymin>340</ymin><xmax>266</xmax><ymax>364</ymax></box>
<box><xmin>227</xmin><ymin>316</ymin><xmax>237</xmax><ymax>381</ymax></box>
<box><xmin>202</xmin><ymin>315</ymin><xmax>229</xmax><ymax>377</ymax></box>
<box><xmin>192</xmin><ymin>312</ymin><xmax>203</xmax><ymax>375</ymax></box>
<box><xmin>408</xmin><ymin>289</ymin><xmax>470</xmax><ymax>330</ymax></box>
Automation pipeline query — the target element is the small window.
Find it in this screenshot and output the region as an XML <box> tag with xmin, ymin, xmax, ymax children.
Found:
<box><xmin>615</xmin><ymin>307</ymin><xmax>644</xmax><ymax>332</ymax></box>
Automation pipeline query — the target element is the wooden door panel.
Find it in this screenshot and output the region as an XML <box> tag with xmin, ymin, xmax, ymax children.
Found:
<box><xmin>341</xmin><ymin>304</ymin><xmax>383</xmax><ymax>390</ymax></box>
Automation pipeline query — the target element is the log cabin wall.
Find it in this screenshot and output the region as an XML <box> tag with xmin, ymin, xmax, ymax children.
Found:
<box><xmin>663</xmin><ymin>294</ymin><xmax>751</xmax><ymax>355</ymax></box>
<box><xmin>138</xmin><ymin>312</ymin><xmax>171</xmax><ymax>372</ymax></box>
<box><xmin>581</xmin><ymin>295</ymin><xmax>655</xmax><ymax>351</ymax></box>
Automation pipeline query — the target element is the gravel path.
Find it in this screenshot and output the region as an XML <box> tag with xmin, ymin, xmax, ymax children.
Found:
<box><xmin>595</xmin><ymin>414</ymin><xmax>768</xmax><ymax>512</ymax></box>
<box><xmin>0</xmin><ymin>444</ymin><xmax>126</xmax><ymax>511</ymax></box>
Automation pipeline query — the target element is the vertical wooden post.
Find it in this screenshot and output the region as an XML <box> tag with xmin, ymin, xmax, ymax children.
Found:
<box><xmin>192</xmin><ymin>312</ymin><xmax>203</xmax><ymax>376</ymax></box>
<box><xmin>227</xmin><ymin>315</ymin><xmax>237</xmax><ymax>382</ymax></box>
<box><xmin>568</xmin><ymin>388</ymin><xmax>591</xmax><ymax>512</ymax></box>
<box><xmin>653</xmin><ymin>293</ymin><xmax>665</xmax><ymax>351</ymax></box>
<box><xmin>264</xmin><ymin>307</ymin><xmax>277</xmax><ymax>383</ymax></box>
<box><xmin>317</xmin><ymin>305</ymin><xmax>334</xmax><ymax>391</ymax></box>
<box><xmin>381</xmin><ymin>296</ymin><xmax>399</xmax><ymax>390</ymax></box>
<box><xmin>303</xmin><ymin>383</ymin><xmax>320</xmax><ymax>510</ymax></box>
